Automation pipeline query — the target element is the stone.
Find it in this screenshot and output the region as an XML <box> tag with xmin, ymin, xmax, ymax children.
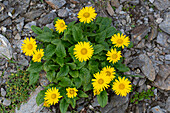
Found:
<box><xmin>156</xmin><ymin>32</ymin><xmax>169</xmax><ymax>48</ymax></box>
<box><xmin>0</xmin><ymin>18</ymin><xmax>12</xmax><ymax>26</ymax></box>
<box><xmin>153</xmin><ymin>0</ymin><xmax>170</xmax><ymax>11</ymax></box>
<box><xmin>0</xmin><ymin>13</ymin><xmax>8</xmax><ymax>22</ymax></box>
<box><xmin>111</xmin><ymin>0</ymin><xmax>120</xmax><ymax>8</ymax></box>
<box><xmin>129</xmin><ymin>58</ymin><xmax>145</xmax><ymax>69</ymax></box>
<box><xmin>165</xmin><ymin>97</ymin><xmax>170</xmax><ymax>112</ymax></box>
<box><xmin>138</xmin><ymin>78</ymin><xmax>146</xmax><ymax>86</ymax></box>
<box><xmin>151</xmin><ymin>106</ymin><xmax>164</xmax><ymax>113</ymax></box>
<box><xmin>135</xmin><ymin>39</ymin><xmax>145</xmax><ymax>48</ymax></box>
<box><xmin>70</xmin><ymin>0</ymin><xmax>79</xmax><ymax>4</ymax></box>
<box><xmin>106</xmin><ymin>1</ymin><xmax>114</xmax><ymax>16</ymax></box>
<box><xmin>0</xmin><ymin>34</ymin><xmax>12</xmax><ymax>59</ymax></box>
<box><xmin>38</xmin><ymin>12</ymin><xmax>56</xmax><ymax>25</ymax></box>
<box><xmin>148</xmin><ymin>26</ymin><xmax>157</xmax><ymax>41</ymax></box>
<box><xmin>1</xmin><ymin>88</ymin><xmax>6</xmax><ymax>97</ymax></box>
<box><xmin>149</xmin><ymin>0</ymin><xmax>154</xmax><ymax>3</ymax></box>
<box><xmin>156</xmin><ymin>18</ymin><xmax>163</xmax><ymax>24</ymax></box>
<box><xmin>25</xmin><ymin>9</ymin><xmax>44</xmax><ymax>22</ymax></box>
<box><xmin>3</xmin><ymin>98</ymin><xmax>11</xmax><ymax>106</ymax></box>
<box><xmin>115</xmin><ymin>5</ymin><xmax>123</xmax><ymax>14</ymax></box>
<box><xmin>0</xmin><ymin>26</ymin><xmax>6</xmax><ymax>33</ymax></box>
<box><xmin>17</xmin><ymin>21</ymin><xmax>24</xmax><ymax>32</ymax></box>
<box><xmin>0</xmin><ymin>3</ymin><xmax>5</xmax><ymax>12</ymax></box>
<box><xmin>101</xmin><ymin>94</ymin><xmax>129</xmax><ymax>113</ymax></box>
<box><xmin>15</xmin><ymin>86</ymin><xmax>43</xmax><ymax>113</ymax></box>
<box><xmin>139</xmin><ymin>54</ymin><xmax>155</xmax><ymax>81</ymax></box>
<box><xmin>45</xmin><ymin>0</ymin><xmax>66</xmax><ymax>9</ymax></box>
<box><xmin>46</xmin><ymin>23</ymin><xmax>55</xmax><ymax>30</ymax></box>
<box><xmin>14</xmin><ymin>33</ymin><xmax>21</xmax><ymax>40</ymax></box>
<box><xmin>92</xmin><ymin>97</ymin><xmax>100</xmax><ymax>107</ymax></box>
<box><xmin>159</xmin><ymin>12</ymin><xmax>170</xmax><ymax>34</ymax></box>
<box><xmin>58</xmin><ymin>9</ymin><xmax>69</xmax><ymax>18</ymax></box>
<box><xmin>24</xmin><ymin>21</ymin><xmax>36</xmax><ymax>30</ymax></box>
<box><xmin>39</xmin><ymin>71</ymin><xmax>50</xmax><ymax>87</ymax></box>
<box><xmin>129</xmin><ymin>0</ymin><xmax>139</xmax><ymax>5</ymax></box>
<box><xmin>165</xmin><ymin>55</ymin><xmax>170</xmax><ymax>61</ymax></box>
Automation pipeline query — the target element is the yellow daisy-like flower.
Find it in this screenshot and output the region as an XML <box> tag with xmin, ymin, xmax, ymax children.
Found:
<box><xmin>112</xmin><ymin>77</ymin><xmax>132</xmax><ymax>97</ymax></box>
<box><xmin>106</xmin><ymin>48</ymin><xmax>122</xmax><ymax>64</ymax></box>
<box><xmin>77</xmin><ymin>6</ymin><xmax>97</xmax><ymax>23</ymax></box>
<box><xmin>93</xmin><ymin>88</ymin><xmax>100</xmax><ymax>96</ymax></box>
<box><xmin>44</xmin><ymin>87</ymin><xmax>62</xmax><ymax>105</ymax></box>
<box><xmin>54</xmin><ymin>19</ymin><xmax>67</xmax><ymax>33</ymax></box>
<box><xmin>74</xmin><ymin>42</ymin><xmax>94</xmax><ymax>62</ymax></box>
<box><xmin>92</xmin><ymin>72</ymin><xmax>110</xmax><ymax>94</ymax></box>
<box><xmin>32</xmin><ymin>49</ymin><xmax>44</xmax><ymax>62</ymax></box>
<box><xmin>111</xmin><ymin>33</ymin><xmax>130</xmax><ymax>49</ymax></box>
<box><xmin>43</xmin><ymin>101</ymin><xmax>50</xmax><ymax>107</ymax></box>
<box><xmin>66</xmin><ymin>87</ymin><xmax>78</xmax><ymax>98</ymax></box>
<box><xmin>101</xmin><ymin>66</ymin><xmax>116</xmax><ymax>82</ymax></box>
<box><xmin>21</xmin><ymin>37</ymin><xmax>37</xmax><ymax>56</ymax></box>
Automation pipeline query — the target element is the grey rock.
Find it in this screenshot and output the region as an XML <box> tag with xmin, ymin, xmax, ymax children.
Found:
<box><xmin>153</xmin><ymin>0</ymin><xmax>170</xmax><ymax>11</ymax></box>
<box><xmin>129</xmin><ymin>58</ymin><xmax>145</xmax><ymax>69</ymax></box>
<box><xmin>14</xmin><ymin>33</ymin><xmax>21</xmax><ymax>40</ymax></box>
<box><xmin>0</xmin><ymin>18</ymin><xmax>12</xmax><ymax>26</ymax></box>
<box><xmin>24</xmin><ymin>21</ymin><xmax>36</xmax><ymax>30</ymax></box>
<box><xmin>58</xmin><ymin>9</ymin><xmax>69</xmax><ymax>18</ymax></box>
<box><xmin>165</xmin><ymin>55</ymin><xmax>170</xmax><ymax>61</ymax></box>
<box><xmin>156</xmin><ymin>32</ymin><xmax>169</xmax><ymax>48</ymax></box>
<box><xmin>3</xmin><ymin>98</ymin><xmax>11</xmax><ymax>106</ymax></box>
<box><xmin>0</xmin><ymin>13</ymin><xmax>8</xmax><ymax>22</ymax></box>
<box><xmin>0</xmin><ymin>97</ymin><xmax>3</xmax><ymax>104</ymax></box>
<box><xmin>136</xmin><ymin>39</ymin><xmax>145</xmax><ymax>48</ymax></box>
<box><xmin>1</xmin><ymin>88</ymin><xmax>6</xmax><ymax>97</ymax></box>
<box><xmin>39</xmin><ymin>71</ymin><xmax>50</xmax><ymax>87</ymax></box>
<box><xmin>38</xmin><ymin>12</ymin><xmax>56</xmax><ymax>25</ymax></box>
<box><xmin>106</xmin><ymin>1</ymin><xmax>115</xmax><ymax>16</ymax></box>
<box><xmin>165</xmin><ymin>97</ymin><xmax>170</xmax><ymax>112</ymax></box>
<box><xmin>25</xmin><ymin>9</ymin><xmax>44</xmax><ymax>22</ymax></box>
<box><xmin>139</xmin><ymin>54</ymin><xmax>156</xmax><ymax>81</ymax></box>
<box><xmin>0</xmin><ymin>26</ymin><xmax>7</xmax><ymax>33</ymax></box>
<box><xmin>111</xmin><ymin>0</ymin><xmax>120</xmax><ymax>8</ymax></box>
<box><xmin>17</xmin><ymin>21</ymin><xmax>24</xmax><ymax>32</ymax></box>
<box><xmin>129</xmin><ymin>0</ymin><xmax>139</xmax><ymax>5</ymax></box>
<box><xmin>156</xmin><ymin>18</ymin><xmax>163</xmax><ymax>24</ymax></box>
<box><xmin>159</xmin><ymin>12</ymin><xmax>170</xmax><ymax>34</ymax></box>
<box><xmin>18</xmin><ymin>58</ymin><xmax>29</xmax><ymax>66</ymax></box>
<box><xmin>151</xmin><ymin>106</ymin><xmax>164</xmax><ymax>113</ymax></box>
<box><xmin>149</xmin><ymin>0</ymin><xmax>154</xmax><ymax>3</ymax></box>
<box><xmin>115</xmin><ymin>5</ymin><xmax>123</xmax><ymax>14</ymax></box>
<box><xmin>0</xmin><ymin>3</ymin><xmax>5</xmax><ymax>12</ymax></box>
<box><xmin>0</xmin><ymin>34</ymin><xmax>12</xmax><ymax>59</ymax></box>
<box><xmin>138</xmin><ymin>78</ymin><xmax>146</xmax><ymax>86</ymax></box>
<box><xmin>92</xmin><ymin>97</ymin><xmax>100</xmax><ymax>107</ymax></box>
<box><xmin>70</xmin><ymin>0</ymin><xmax>79</xmax><ymax>4</ymax></box>
<box><xmin>148</xmin><ymin>26</ymin><xmax>157</xmax><ymax>41</ymax></box>
<box><xmin>15</xmin><ymin>86</ymin><xmax>43</xmax><ymax>113</ymax></box>
<box><xmin>45</xmin><ymin>0</ymin><xmax>66</xmax><ymax>9</ymax></box>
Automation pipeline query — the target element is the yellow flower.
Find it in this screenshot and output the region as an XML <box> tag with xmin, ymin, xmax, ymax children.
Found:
<box><xmin>92</xmin><ymin>72</ymin><xmax>110</xmax><ymax>95</ymax></box>
<box><xmin>44</xmin><ymin>87</ymin><xmax>62</xmax><ymax>105</ymax></box>
<box><xmin>77</xmin><ymin>6</ymin><xmax>97</xmax><ymax>23</ymax></box>
<box><xmin>32</xmin><ymin>49</ymin><xmax>44</xmax><ymax>62</ymax></box>
<box><xmin>112</xmin><ymin>77</ymin><xmax>132</xmax><ymax>97</ymax></box>
<box><xmin>54</xmin><ymin>19</ymin><xmax>67</xmax><ymax>33</ymax></box>
<box><xmin>21</xmin><ymin>37</ymin><xmax>37</xmax><ymax>56</ymax></box>
<box><xmin>66</xmin><ymin>87</ymin><xmax>78</xmax><ymax>98</ymax></box>
<box><xmin>74</xmin><ymin>42</ymin><xmax>94</xmax><ymax>62</ymax></box>
<box><xmin>93</xmin><ymin>88</ymin><xmax>100</xmax><ymax>96</ymax></box>
<box><xmin>111</xmin><ymin>33</ymin><xmax>130</xmax><ymax>49</ymax></box>
<box><xmin>43</xmin><ymin>101</ymin><xmax>50</xmax><ymax>107</ymax></box>
<box><xmin>106</xmin><ymin>48</ymin><xmax>122</xmax><ymax>64</ymax></box>
<box><xmin>101</xmin><ymin>66</ymin><xmax>116</xmax><ymax>82</ymax></box>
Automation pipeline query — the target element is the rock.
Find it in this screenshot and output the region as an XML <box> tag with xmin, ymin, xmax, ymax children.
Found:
<box><xmin>136</xmin><ymin>39</ymin><xmax>145</xmax><ymax>48</ymax></box>
<box><xmin>24</xmin><ymin>21</ymin><xmax>36</xmax><ymax>30</ymax></box>
<box><xmin>70</xmin><ymin>0</ymin><xmax>79</xmax><ymax>4</ymax></box>
<box><xmin>15</xmin><ymin>86</ymin><xmax>43</xmax><ymax>113</ymax></box>
<box><xmin>131</xmin><ymin>25</ymin><xmax>150</xmax><ymax>45</ymax></box>
<box><xmin>106</xmin><ymin>1</ymin><xmax>114</xmax><ymax>16</ymax></box>
<box><xmin>101</xmin><ymin>94</ymin><xmax>129</xmax><ymax>113</ymax></box>
<box><xmin>138</xmin><ymin>78</ymin><xmax>146</xmax><ymax>86</ymax></box>
<box><xmin>0</xmin><ymin>26</ymin><xmax>6</xmax><ymax>33</ymax></box>
<box><xmin>46</xmin><ymin>23</ymin><xmax>55</xmax><ymax>30</ymax></box>
<box><xmin>92</xmin><ymin>97</ymin><xmax>100</xmax><ymax>107</ymax></box>
<box><xmin>148</xmin><ymin>26</ymin><xmax>157</xmax><ymax>41</ymax></box>
<box><xmin>149</xmin><ymin>0</ymin><xmax>154</xmax><ymax>3</ymax></box>
<box><xmin>38</xmin><ymin>12</ymin><xmax>56</xmax><ymax>25</ymax></box>
<box><xmin>165</xmin><ymin>97</ymin><xmax>170</xmax><ymax>112</ymax></box>
<box><xmin>156</xmin><ymin>32</ymin><xmax>169</xmax><ymax>48</ymax></box>
<box><xmin>151</xmin><ymin>106</ymin><xmax>164</xmax><ymax>113</ymax></box>
<box><xmin>0</xmin><ymin>18</ymin><xmax>12</xmax><ymax>26</ymax></box>
<box><xmin>115</xmin><ymin>5</ymin><xmax>123</xmax><ymax>14</ymax></box>
<box><xmin>1</xmin><ymin>88</ymin><xmax>6</xmax><ymax>97</ymax></box>
<box><xmin>129</xmin><ymin>58</ymin><xmax>145</xmax><ymax>69</ymax></box>
<box><xmin>3</xmin><ymin>98</ymin><xmax>11</xmax><ymax>106</ymax></box>
<box><xmin>156</xmin><ymin>18</ymin><xmax>163</xmax><ymax>24</ymax></box>
<box><xmin>14</xmin><ymin>33</ymin><xmax>21</xmax><ymax>40</ymax></box>
<box><xmin>165</xmin><ymin>55</ymin><xmax>170</xmax><ymax>61</ymax></box>
<box><xmin>159</xmin><ymin>12</ymin><xmax>170</xmax><ymax>34</ymax></box>
<box><xmin>0</xmin><ymin>34</ymin><xmax>12</xmax><ymax>59</ymax></box>
<box><xmin>25</xmin><ymin>9</ymin><xmax>44</xmax><ymax>22</ymax></box>
<box><xmin>111</xmin><ymin>0</ymin><xmax>120</xmax><ymax>8</ymax></box>
<box><xmin>139</xmin><ymin>54</ymin><xmax>156</xmax><ymax>81</ymax></box>
<box><xmin>39</xmin><ymin>71</ymin><xmax>50</xmax><ymax>87</ymax></box>
<box><xmin>58</xmin><ymin>9</ymin><xmax>69</xmax><ymax>18</ymax></box>
<box><xmin>17</xmin><ymin>21</ymin><xmax>24</xmax><ymax>32</ymax></box>
<box><xmin>129</xmin><ymin>0</ymin><xmax>139</xmax><ymax>5</ymax></box>
<box><xmin>0</xmin><ymin>3</ymin><xmax>5</xmax><ymax>12</ymax></box>
<box><xmin>45</xmin><ymin>0</ymin><xmax>66</xmax><ymax>9</ymax></box>
<box><xmin>153</xmin><ymin>0</ymin><xmax>170</xmax><ymax>11</ymax></box>
<box><xmin>0</xmin><ymin>13</ymin><xmax>8</xmax><ymax>22</ymax></box>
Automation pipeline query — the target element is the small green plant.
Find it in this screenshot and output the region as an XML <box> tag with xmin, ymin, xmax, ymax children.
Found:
<box><xmin>130</xmin><ymin>87</ymin><xmax>155</xmax><ymax>104</ymax></box>
<box><xmin>131</xmin><ymin>24</ymin><xmax>136</xmax><ymax>28</ymax></box>
<box><xmin>144</xmin><ymin>34</ymin><xmax>148</xmax><ymax>39</ymax></box>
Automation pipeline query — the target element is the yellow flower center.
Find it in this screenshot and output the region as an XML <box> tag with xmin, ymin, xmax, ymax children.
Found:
<box><xmin>69</xmin><ymin>90</ymin><xmax>74</xmax><ymax>94</ymax></box>
<box><xmin>98</xmin><ymin>78</ymin><xmax>104</xmax><ymax>84</ymax></box>
<box><xmin>27</xmin><ymin>44</ymin><xmax>33</xmax><ymax>50</ymax></box>
<box><xmin>81</xmin><ymin>48</ymin><xmax>87</xmax><ymax>55</ymax></box>
<box><xmin>112</xmin><ymin>54</ymin><xmax>117</xmax><ymax>59</ymax></box>
<box><xmin>117</xmin><ymin>39</ymin><xmax>123</xmax><ymax>44</ymax></box>
<box><xmin>119</xmin><ymin>83</ymin><xmax>125</xmax><ymax>90</ymax></box>
<box><xmin>83</xmin><ymin>12</ymin><xmax>90</xmax><ymax>18</ymax></box>
<box><xmin>37</xmin><ymin>53</ymin><xmax>41</xmax><ymax>59</ymax></box>
<box><xmin>51</xmin><ymin>94</ymin><xmax>56</xmax><ymax>99</ymax></box>
<box><xmin>60</xmin><ymin>23</ymin><xmax>65</xmax><ymax>28</ymax></box>
<box><xmin>106</xmin><ymin>71</ymin><xmax>111</xmax><ymax>76</ymax></box>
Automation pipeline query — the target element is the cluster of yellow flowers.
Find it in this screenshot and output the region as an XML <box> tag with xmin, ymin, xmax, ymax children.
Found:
<box><xmin>43</xmin><ymin>87</ymin><xmax>78</xmax><ymax>107</ymax></box>
<box><xmin>21</xmin><ymin>37</ymin><xmax>44</xmax><ymax>62</ymax></box>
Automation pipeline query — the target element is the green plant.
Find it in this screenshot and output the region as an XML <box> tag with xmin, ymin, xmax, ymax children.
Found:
<box><xmin>144</xmin><ymin>34</ymin><xmax>148</xmax><ymax>39</ymax></box>
<box><xmin>130</xmin><ymin>87</ymin><xmax>155</xmax><ymax>104</ymax></box>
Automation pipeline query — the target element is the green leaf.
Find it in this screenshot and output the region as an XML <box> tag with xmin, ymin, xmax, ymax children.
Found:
<box><xmin>44</xmin><ymin>44</ymin><xmax>56</xmax><ymax>59</ymax></box>
<box><xmin>69</xmin><ymin>70</ymin><xmax>79</xmax><ymax>78</ymax></box>
<box><xmin>127</xmin><ymin>41</ymin><xmax>133</xmax><ymax>48</ymax></box>
<box><xmin>46</xmin><ymin>70</ymin><xmax>56</xmax><ymax>82</ymax></box>
<box><xmin>56</xmin><ymin>42</ymin><xmax>66</xmax><ymax>58</ymax></box>
<box><xmin>66</xmin><ymin>63</ymin><xmax>76</xmax><ymax>70</ymax></box>
<box><xmin>59</xmin><ymin>77</ymin><xmax>72</xmax><ymax>87</ymax></box>
<box><xmin>57</xmin><ymin>65</ymin><xmax>69</xmax><ymax>78</ymax></box>
<box><xmin>70</xmin><ymin>98</ymin><xmax>76</xmax><ymax>109</ymax></box>
<box><xmin>76</xmin><ymin>61</ymin><xmax>86</xmax><ymax>70</ymax></box>
<box><xmin>43</xmin><ymin>26</ymin><xmax>53</xmax><ymax>33</ymax></box>
<box><xmin>83</xmin><ymin>82</ymin><xmax>92</xmax><ymax>91</ymax></box>
<box><xmin>80</xmin><ymin>68</ymin><xmax>91</xmax><ymax>91</ymax></box>
<box><xmin>97</xmin><ymin>90</ymin><xmax>108</xmax><ymax>108</ymax></box>
<box><xmin>35</xmin><ymin>32</ymin><xmax>52</xmax><ymax>42</ymax></box>
<box><xmin>27</xmin><ymin>62</ymin><xmax>43</xmax><ymax>73</ymax></box>
<box><xmin>59</xmin><ymin>98</ymin><xmax>69</xmax><ymax>113</ymax></box>
<box><xmin>29</xmin><ymin>72</ymin><xmax>39</xmax><ymax>85</ymax></box>
<box><xmin>78</xmin><ymin>90</ymin><xmax>88</xmax><ymax>98</ymax></box>
<box><xmin>88</xmin><ymin>60</ymin><xmax>100</xmax><ymax>74</ymax></box>
<box><xmin>73</xmin><ymin>77</ymin><xmax>82</xmax><ymax>88</ymax></box>
<box><xmin>72</xmin><ymin>26</ymin><xmax>83</xmax><ymax>42</ymax></box>
<box><xmin>31</xmin><ymin>25</ymin><xmax>43</xmax><ymax>35</ymax></box>
<box><xmin>115</xmin><ymin>63</ymin><xmax>130</xmax><ymax>72</ymax></box>
<box><xmin>43</xmin><ymin>60</ymin><xmax>59</xmax><ymax>72</ymax></box>
<box><xmin>51</xmin><ymin>39</ymin><xmax>61</xmax><ymax>45</ymax></box>
<box><xmin>95</xmin><ymin>32</ymin><xmax>106</xmax><ymax>43</ymax></box>
<box><xmin>105</xmin><ymin>26</ymin><xmax>117</xmax><ymax>38</ymax></box>
<box><xmin>93</xmin><ymin>44</ymin><xmax>105</xmax><ymax>54</ymax></box>
<box><xmin>53</xmin><ymin>17</ymin><xmax>60</xmax><ymax>24</ymax></box>
<box><xmin>68</xmin><ymin>21</ymin><xmax>76</xmax><ymax>27</ymax></box>
<box><xmin>36</xmin><ymin>90</ymin><xmax>45</xmax><ymax>106</ymax></box>
<box><xmin>96</xmin><ymin>17</ymin><xmax>112</xmax><ymax>26</ymax></box>
<box><xmin>56</xmin><ymin>57</ymin><xmax>64</xmax><ymax>67</ymax></box>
